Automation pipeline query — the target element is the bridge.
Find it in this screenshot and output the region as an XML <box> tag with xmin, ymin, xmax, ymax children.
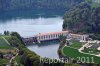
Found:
<box><xmin>23</xmin><ymin>31</ymin><xmax>88</xmax><ymax>44</ymax></box>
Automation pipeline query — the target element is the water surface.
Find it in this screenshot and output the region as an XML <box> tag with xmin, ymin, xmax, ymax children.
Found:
<box><xmin>0</xmin><ymin>9</ymin><xmax>65</xmax><ymax>58</ymax></box>
<box><xmin>27</xmin><ymin>40</ymin><xmax>60</xmax><ymax>58</ymax></box>
<box><xmin>0</xmin><ymin>10</ymin><xmax>64</xmax><ymax>37</ymax></box>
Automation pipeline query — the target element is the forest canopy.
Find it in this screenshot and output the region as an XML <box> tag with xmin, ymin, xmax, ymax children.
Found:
<box><xmin>63</xmin><ymin>2</ymin><xmax>100</xmax><ymax>39</ymax></box>
<box><xmin>0</xmin><ymin>0</ymin><xmax>84</xmax><ymax>11</ymax></box>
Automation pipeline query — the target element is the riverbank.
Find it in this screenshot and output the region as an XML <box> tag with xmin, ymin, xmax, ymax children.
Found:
<box><xmin>5</xmin><ymin>32</ymin><xmax>68</xmax><ymax>66</ymax></box>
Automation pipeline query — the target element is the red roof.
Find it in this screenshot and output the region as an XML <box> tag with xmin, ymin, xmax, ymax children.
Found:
<box><xmin>35</xmin><ymin>31</ymin><xmax>69</xmax><ymax>36</ymax></box>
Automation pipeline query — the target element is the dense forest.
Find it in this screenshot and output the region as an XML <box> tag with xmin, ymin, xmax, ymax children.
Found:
<box><xmin>63</xmin><ymin>2</ymin><xmax>100</xmax><ymax>39</ymax></box>
<box><xmin>0</xmin><ymin>0</ymin><xmax>84</xmax><ymax>11</ymax></box>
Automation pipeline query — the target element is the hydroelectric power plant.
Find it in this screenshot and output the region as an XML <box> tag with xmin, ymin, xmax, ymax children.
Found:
<box><xmin>23</xmin><ymin>31</ymin><xmax>88</xmax><ymax>44</ymax></box>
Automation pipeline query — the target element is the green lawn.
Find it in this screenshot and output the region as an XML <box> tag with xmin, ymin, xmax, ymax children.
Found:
<box><xmin>15</xmin><ymin>55</ymin><xmax>21</xmax><ymax>63</ymax></box>
<box><xmin>63</xmin><ymin>46</ymin><xmax>100</xmax><ymax>64</ymax></box>
<box><xmin>0</xmin><ymin>59</ymin><xmax>9</xmax><ymax>65</ymax></box>
<box><xmin>0</xmin><ymin>37</ymin><xmax>12</xmax><ymax>49</ymax></box>
<box><xmin>70</xmin><ymin>41</ymin><xmax>82</xmax><ymax>49</ymax></box>
<box><xmin>14</xmin><ymin>54</ymin><xmax>24</xmax><ymax>66</ymax></box>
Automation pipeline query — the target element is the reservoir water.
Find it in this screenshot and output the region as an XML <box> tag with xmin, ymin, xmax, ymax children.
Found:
<box><xmin>27</xmin><ymin>40</ymin><xmax>60</xmax><ymax>58</ymax></box>
<box><xmin>0</xmin><ymin>9</ymin><xmax>65</xmax><ymax>58</ymax></box>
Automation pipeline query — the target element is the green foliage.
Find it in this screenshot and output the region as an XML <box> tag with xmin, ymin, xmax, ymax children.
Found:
<box><xmin>10</xmin><ymin>32</ymin><xmax>25</xmax><ymax>45</ymax></box>
<box><xmin>85</xmin><ymin>0</ymin><xmax>92</xmax><ymax>3</ymax></box>
<box><xmin>63</xmin><ymin>2</ymin><xmax>100</xmax><ymax>39</ymax></box>
<box><xmin>0</xmin><ymin>37</ymin><xmax>12</xmax><ymax>49</ymax></box>
<box><xmin>70</xmin><ymin>41</ymin><xmax>82</xmax><ymax>49</ymax></box>
<box><xmin>15</xmin><ymin>56</ymin><xmax>21</xmax><ymax>64</ymax></box>
<box><xmin>0</xmin><ymin>0</ymin><xmax>84</xmax><ymax>11</ymax></box>
<box><xmin>4</xmin><ymin>31</ymin><xmax>10</xmax><ymax>35</ymax></box>
<box><xmin>5</xmin><ymin>36</ymin><xmax>20</xmax><ymax>47</ymax></box>
<box><xmin>0</xmin><ymin>59</ymin><xmax>9</xmax><ymax>66</ymax></box>
<box><xmin>5</xmin><ymin>32</ymin><xmax>40</xmax><ymax>66</ymax></box>
<box><xmin>8</xmin><ymin>32</ymin><xmax>65</xmax><ymax>66</ymax></box>
<box><xmin>0</xmin><ymin>52</ymin><xmax>3</xmax><ymax>58</ymax></box>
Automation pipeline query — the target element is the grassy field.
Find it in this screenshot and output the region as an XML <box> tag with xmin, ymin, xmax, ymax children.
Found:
<box><xmin>63</xmin><ymin>46</ymin><xmax>100</xmax><ymax>64</ymax></box>
<box><xmin>15</xmin><ymin>55</ymin><xmax>21</xmax><ymax>63</ymax></box>
<box><xmin>0</xmin><ymin>59</ymin><xmax>9</xmax><ymax>65</ymax></box>
<box><xmin>15</xmin><ymin>55</ymin><xmax>24</xmax><ymax>66</ymax></box>
<box><xmin>70</xmin><ymin>41</ymin><xmax>82</xmax><ymax>49</ymax></box>
<box><xmin>0</xmin><ymin>36</ymin><xmax>12</xmax><ymax>49</ymax></box>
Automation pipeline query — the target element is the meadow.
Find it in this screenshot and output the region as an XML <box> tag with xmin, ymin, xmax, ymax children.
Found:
<box><xmin>0</xmin><ymin>37</ymin><xmax>12</xmax><ymax>49</ymax></box>
<box><xmin>70</xmin><ymin>41</ymin><xmax>82</xmax><ymax>49</ymax></box>
<box><xmin>63</xmin><ymin>46</ymin><xmax>100</xmax><ymax>64</ymax></box>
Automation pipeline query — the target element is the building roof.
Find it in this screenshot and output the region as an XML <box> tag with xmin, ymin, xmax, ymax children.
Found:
<box><xmin>71</xmin><ymin>34</ymin><xmax>83</xmax><ymax>37</ymax></box>
<box><xmin>35</xmin><ymin>31</ymin><xmax>69</xmax><ymax>36</ymax></box>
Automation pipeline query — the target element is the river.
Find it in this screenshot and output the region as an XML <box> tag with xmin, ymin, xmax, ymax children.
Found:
<box><xmin>0</xmin><ymin>9</ymin><xmax>65</xmax><ymax>58</ymax></box>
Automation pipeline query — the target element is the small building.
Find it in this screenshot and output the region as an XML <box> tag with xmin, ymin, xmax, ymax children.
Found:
<box><xmin>67</xmin><ymin>33</ymin><xmax>88</xmax><ymax>41</ymax></box>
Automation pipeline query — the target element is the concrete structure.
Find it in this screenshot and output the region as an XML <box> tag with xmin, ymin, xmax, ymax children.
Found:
<box><xmin>67</xmin><ymin>33</ymin><xmax>88</xmax><ymax>41</ymax></box>
<box><xmin>36</xmin><ymin>31</ymin><xmax>68</xmax><ymax>42</ymax></box>
<box><xmin>23</xmin><ymin>31</ymin><xmax>88</xmax><ymax>44</ymax></box>
<box><xmin>22</xmin><ymin>37</ymin><xmax>38</xmax><ymax>44</ymax></box>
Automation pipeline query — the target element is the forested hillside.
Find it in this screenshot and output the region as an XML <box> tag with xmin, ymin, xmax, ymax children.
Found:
<box><xmin>63</xmin><ymin>2</ymin><xmax>100</xmax><ymax>39</ymax></box>
<box><xmin>85</xmin><ymin>0</ymin><xmax>100</xmax><ymax>7</ymax></box>
<box><xmin>0</xmin><ymin>0</ymin><xmax>84</xmax><ymax>11</ymax></box>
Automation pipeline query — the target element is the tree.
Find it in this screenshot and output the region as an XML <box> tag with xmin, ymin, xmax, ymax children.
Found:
<box><xmin>4</xmin><ymin>30</ymin><xmax>10</xmax><ymax>35</ymax></box>
<box><xmin>0</xmin><ymin>52</ymin><xmax>3</xmax><ymax>58</ymax></box>
<box><xmin>4</xmin><ymin>31</ymin><xmax>6</xmax><ymax>35</ymax></box>
<box><xmin>6</xmin><ymin>31</ymin><xmax>10</xmax><ymax>35</ymax></box>
<box><xmin>11</xmin><ymin>32</ymin><xmax>25</xmax><ymax>45</ymax></box>
<box><xmin>0</xmin><ymin>0</ymin><xmax>84</xmax><ymax>11</ymax></box>
<box><xmin>63</xmin><ymin>2</ymin><xmax>100</xmax><ymax>39</ymax></box>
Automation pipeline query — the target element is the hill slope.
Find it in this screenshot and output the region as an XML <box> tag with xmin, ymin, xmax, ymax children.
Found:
<box><xmin>85</xmin><ymin>0</ymin><xmax>100</xmax><ymax>7</ymax></box>
<box><xmin>63</xmin><ymin>2</ymin><xmax>100</xmax><ymax>39</ymax></box>
<box><xmin>0</xmin><ymin>0</ymin><xmax>84</xmax><ymax>11</ymax></box>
